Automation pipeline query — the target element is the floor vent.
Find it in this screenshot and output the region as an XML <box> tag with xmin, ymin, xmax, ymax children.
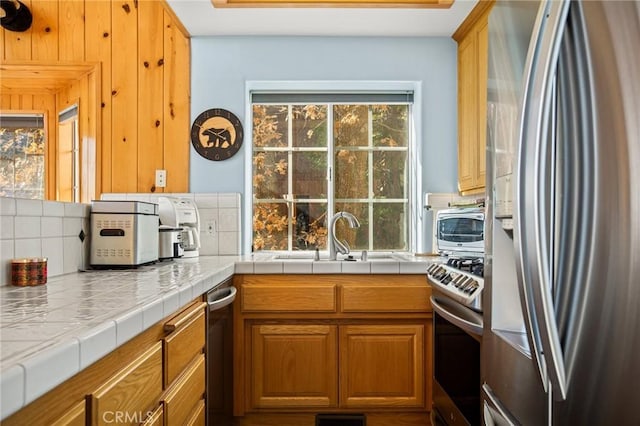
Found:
<box><xmin>316</xmin><ymin>413</ymin><xmax>366</xmax><ymax>426</ymax></box>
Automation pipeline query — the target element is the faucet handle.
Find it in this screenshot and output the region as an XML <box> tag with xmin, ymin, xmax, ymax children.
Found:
<box><xmin>341</xmin><ymin>240</ymin><xmax>350</xmax><ymax>254</ymax></box>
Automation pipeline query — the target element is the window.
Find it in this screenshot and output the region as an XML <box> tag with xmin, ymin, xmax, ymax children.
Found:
<box><xmin>250</xmin><ymin>89</ymin><xmax>414</xmax><ymax>253</ymax></box>
<box><xmin>0</xmin><ymin>114</ymin><xmax>46</xmax><ymax>199</ymax></box>
<box><xmin>58</xmin><ymin>105</ymin><xmax>80</xmax><ymax>202</ymax></box>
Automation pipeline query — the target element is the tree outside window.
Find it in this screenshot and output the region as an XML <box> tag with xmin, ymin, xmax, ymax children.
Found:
<box><xmin>252</xmin><ymin>102</ymin><xmax>409</xmax><ymax>253</ymax></box>
<box><xmin>0</xmin><ymin>114</ymin><xmax>46</xmax><ymax>199</ymax></box>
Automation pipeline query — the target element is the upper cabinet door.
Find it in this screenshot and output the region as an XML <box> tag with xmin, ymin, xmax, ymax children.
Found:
<box><xmin>454</xmin><ymin>1</ymin><xmax>494</xmax><ymax>195</ymax></box>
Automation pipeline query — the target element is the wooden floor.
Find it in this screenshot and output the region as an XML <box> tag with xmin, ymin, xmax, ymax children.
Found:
<box><xmin>232</xmin><ymin>412</ymin><xmax>432</xmax><ymax>426</ymax></box>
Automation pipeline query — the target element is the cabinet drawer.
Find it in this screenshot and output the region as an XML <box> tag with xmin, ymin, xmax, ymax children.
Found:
<box><xmin>341</xmin><ymin>284</ymin><xmax>431</xmax><ymax>312</ymax></box>
<box><xmin>184</xmin><ymin>399</ymin><xmax>205</xmax><ymax>426</ymax></box>
<box><xmin>163</xmin><ymin>302</ymin><xmax>206</xmax><ymax>386</ymax></box>
<box><xmin>243</xmin><ymin>282</ymin><xmax>336</xmax><ymax>312</ymax></box>
<box><xmin>51</xmin><ymin>400</ymin><xmax>85</xmax><ymax>426</ymax></box>
<box><xmin>89</xmin><ymin>342</ymin><xmax>163</xmax><ymax>426</ymax></box>
<box><xmin>163</xmin><ymin>354</ymin><xmax>206</xmax><ymax>426</ymax></box>
<box><xmin>141</xmin><ymin>405</ymin><xmax>163</xmax><ymax>426</ymax></box>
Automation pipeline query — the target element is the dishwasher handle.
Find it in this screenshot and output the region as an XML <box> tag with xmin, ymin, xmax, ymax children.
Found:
<box><xmin>207</xmin><ymin>286</ymin><xmax>237</xmax><ymax>311</ymax></box>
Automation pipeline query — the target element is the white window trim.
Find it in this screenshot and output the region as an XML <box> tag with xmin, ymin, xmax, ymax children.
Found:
<box><xmin>243</xmin><ymin>80</ymin><xmax>424</xmax><ymax>254</ymax></box>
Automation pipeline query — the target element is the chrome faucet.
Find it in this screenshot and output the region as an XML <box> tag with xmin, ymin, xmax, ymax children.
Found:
<box><xmin>328</xmin><ymin>211</ymin><xmax>360</xmax><ymax>260</ymax></box>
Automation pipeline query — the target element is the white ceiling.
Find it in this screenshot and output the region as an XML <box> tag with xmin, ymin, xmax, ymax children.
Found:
<box><xmin>165</xmin><ymin>0</ymin><xmax>479</xmax><ymax>37</ymax></box>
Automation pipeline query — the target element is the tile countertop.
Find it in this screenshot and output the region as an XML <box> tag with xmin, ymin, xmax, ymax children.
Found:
<box><xmin>0</xmin><ymin>256</ymin><xmax>239</xmax><ymax>420</ymax></box>
<box><xmin>0</xmin><ymin>252</ymin><xmax>442</xmax><ymax>420</ymax></box>
<box><xmin>235</xmin><ymin>251</ymin><xmax>442</xmax><ymax>275</ymax></box>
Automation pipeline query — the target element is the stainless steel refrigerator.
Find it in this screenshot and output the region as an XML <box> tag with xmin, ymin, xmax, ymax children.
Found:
<box><xmin>482</xmin><ymin>0</ymin><xmax>640</xmax><ymax>425</ymax></box>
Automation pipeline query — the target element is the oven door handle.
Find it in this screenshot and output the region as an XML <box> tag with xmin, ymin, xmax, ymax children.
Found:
<box><xmin>430</xmin><ymin>296</ymin><xmax>483</xmax><ymax>337</ymax></box>
<box><xmin>207</xmin><ymin>286</ymin><xmax>237</xmax><ymax>311</ymax></box>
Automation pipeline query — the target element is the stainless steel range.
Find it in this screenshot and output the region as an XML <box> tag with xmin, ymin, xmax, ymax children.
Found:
<box><xmin>428</xmin><ymin>255</ymin><xmax>484</xmax><ymax>425</ymax></box>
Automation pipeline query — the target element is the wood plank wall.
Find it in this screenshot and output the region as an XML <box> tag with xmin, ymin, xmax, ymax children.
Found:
<box><xmin>0</xmin><ymin>0</ymin><xmax>191</xmax><ymax>198</ymax></box>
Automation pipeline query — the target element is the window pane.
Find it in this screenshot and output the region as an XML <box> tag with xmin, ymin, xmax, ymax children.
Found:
<box><xmin>253</xmin><ymin>151</ymin><xmax>288</xmax><ymax>199</ymax></box>
<box><xmin>253</xmin><ymin>202</ymin><xmax>289</xmax><ymax>250</ymax></box>
<box><xmin>15</xmin><ymin>155</ymin><xmax>44</xmax><ymax>192</ymax></box>
<box><xmin>334</xmin><ymin>105</ymin><xmax>368</xmax><ymax>147</ymax></box>
<box><xmin>293</xmin><ymin>202</ymin><xmax>327</xmax><ymax>250</ymax></box>
<box><xmin>0</xmin><ymin>122</ymin><xmax>45</xmax><ymax>199</ymax></box>
<box><xmin>293</xmin><ymin>151</ymin><xmax>327</xmax><ymax>198</ymax></box>
<box><xmin>0</xmin><ymin>159</ymin><xmax>14</xmax><ymax>196</ymax></box>
<box><xmin>335</xmin><ymin>150</ymin><xmax>367</xmax><ymax>199</ymax></box>
<box><xmin>373</xmin><ymin>203</ymin><xmax>408</xmax><ymax>250</ymax></box>
<box><xmin>373</xmin><ymin>151</ymin><xmax>407</xmax><ymax>199</ymax></box>
<box><xmin>253</xmin><ymin>105</ymin><xmax>288</xmax><ymax>148</ymax></box>
<box><xmin>372</xmin><ymin>105</ymin><xmax>409</xmax><ymax>147</ymax></box>
<box><xmin>292</xmin><ymin>105</ymin><xmax>327</xmax><ymax>148</ymax></box>
<box><xmin>335</xmin><ymin>202</ymin><xmax>369</xmax><ymax>250</ymax></box>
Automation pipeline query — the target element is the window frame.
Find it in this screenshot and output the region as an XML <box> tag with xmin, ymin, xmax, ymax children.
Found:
<box><xmin>244</xmin><ymin>81</ymin><xmax>424</xmax><ymax>255</ymax></box>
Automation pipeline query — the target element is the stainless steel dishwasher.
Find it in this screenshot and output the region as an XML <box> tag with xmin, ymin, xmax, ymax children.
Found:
<box><xmin>206</xmin><ymin>277</ymin><xmax>237</xmax><ymax>425</ymax></box>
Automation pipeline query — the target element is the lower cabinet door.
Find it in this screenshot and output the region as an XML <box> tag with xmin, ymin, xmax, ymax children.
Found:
<box><xmin>162</xmin><ymin>354</ymin><xmax>206</xmax><ymax>425</ymax></box>
<box><xmin>89</xmin><ymin>342</ymin><xmax>163</xmax><ymax>426</ymax></box>
<box><xmin>339</xmin><ymin>324</ymin><xmax>425</xmax><ymax>408</ymax></box>
<box><xmin>251</xmin><ymin>324</ymin><xmax>338</xmax><ymax>409</ymax></box>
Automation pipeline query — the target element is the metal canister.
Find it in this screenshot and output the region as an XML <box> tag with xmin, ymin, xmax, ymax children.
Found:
<box><xmin>11</xmin><ymin>258</ymin><xmax>48</xmax><ymax>286</ymax></box>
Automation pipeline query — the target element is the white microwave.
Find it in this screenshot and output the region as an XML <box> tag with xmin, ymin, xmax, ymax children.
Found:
<box><xmin>435</xmin><ymin>208</ymin><xmax>485</xmax><ymax>257</ymax></box>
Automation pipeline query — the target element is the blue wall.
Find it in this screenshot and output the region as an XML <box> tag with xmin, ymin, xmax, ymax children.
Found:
<box><xmin>189</xmin><ymin>36</ymin><xmax>459</xmax><ymax>196</ymax></box>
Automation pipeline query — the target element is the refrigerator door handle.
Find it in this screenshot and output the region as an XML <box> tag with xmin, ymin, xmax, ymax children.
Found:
<box><xmin>515</xmin><ymin>0</ymin><xmax>570</xmax><ymax>400</ymax></box>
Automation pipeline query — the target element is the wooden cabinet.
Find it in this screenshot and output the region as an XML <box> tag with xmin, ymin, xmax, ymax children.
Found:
<box><xmin>161</xmin><ymin>302</ymin><xmax>207</xmax><ymax>426</ymax></box>
<box><xmin>339</xmin><ymin>324</ymin><xmax>427</xmax><ymax>408</ymax></box>
<box><xmin>51</xmin><ymin>400</ymin><xmax>86</xmax><ymax>426</ymax></box>
<box><xmin>140</xmin><ymin>406</ymin><xmax>163</xmax><ymax>426</ymax></box>
<box><xmin>3</xmin><ymin>298</ymin><xmax>207</xmax><ymax>426</ymax></box>
<box><xmin>251</xmin><ymin>324</ymin><xmax>338</xmax><ymax>409</ymax></box>
<box><xmin>163</xmin><ymin>301</ymin><xmax>206</xmax><ymax>386</ymax></box>
<box><xmin>454</xmin><ymin>0</ymin><xmax>494</xmax><ymax>195</ymax></box>
<box><xmin>234</xmin><ymin>275</ymin><xmax>433</xmax><ymax>418</ymax></box>
<box><xmin>162</xmin><ymin>354</ymin><xmax>206</xmax><ymax>425</ymax></box>
<box><xmin>88</xmin><ymin>342</ymin><xmax>163</xmax><ymax>426</ymax></box>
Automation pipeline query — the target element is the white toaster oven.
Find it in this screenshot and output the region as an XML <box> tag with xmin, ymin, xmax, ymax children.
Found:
<box><xmin>435</xmin><ymin>208</ymin><xmax>485</xmax><ymax>257</ymax></box>
<box><xmin>90</xmin><ymin>201</ymin><xmax>159</xmax><ymax>267</ymax></box>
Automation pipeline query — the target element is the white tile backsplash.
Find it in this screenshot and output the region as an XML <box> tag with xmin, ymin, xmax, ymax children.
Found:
<box><xmin>14</xmin><ymin>238</ymin><xmax>41</xmax><ymax>259</ymax></box>
<box><xmin>0</xmin><ymin>197</ymin><xmax>16</xmax><ymax>215</ymax></box>
<box><xmin>63</xmin><ymin>218</ymin><xmax>83</xmax><ymax>237</ymax></box>
<box><xmin>63</xmin><ymin>202</ymin><xmax>86</xmax><ymax>218</ymax></box>
<box><xmin>14</xmin><ymin>217</ymin><xmax>40</xmax><ymax>239</ymax></box>
<box><xmin>194</xmin><ymin>194</ymin><xmax>218</xmax><ymax>208</ymax></box>
<box><xmin>41</xmin><ymin>217</ymin><xmax>63</xmax><ymax>238</ymax></box>
<box><xmin>16</xmin><ymin>199</ymin><xmax>43</xmax><ymax>216</ymax></box>
<box><xmin>42</xmin><ymin>201</ymin><xmax>65</xmax><ymax>217</ymax></box>
<box><xmin>218</xmin><ymin>193</ymin><xmax>239</xmax><ymax>208</ymax></box>
<box><xmin>99</xmin><ymin>192</ymin><xmax>242</xmax><ymax>256</ymax></box>
<box><xmin>219</xmin><ymin>209</ymin><xmax>239</xmax><ymax>232</ymax></box>
<box><xmin>1</xmin><ymin>216</ymin><xmax>14</xmax><ymax>239</ymax></box>
<box><xmin>42</xmin><ymin>238</ymin><xmax>64</xmax><ymax>277</ymax></box>
<box><xmin>219</xmin><ymin>232</ymin><xmax>239</xmax><ymax>255</ymax></box>
<box><xmin>1</xmin><ymin>240</ymin><xmax>14</xmax><ymax>285</ymax></box>
<box><xmin>1</xmin><ymin>193</ymin><xmax>241</xmax><ymax>286</ymax></box>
